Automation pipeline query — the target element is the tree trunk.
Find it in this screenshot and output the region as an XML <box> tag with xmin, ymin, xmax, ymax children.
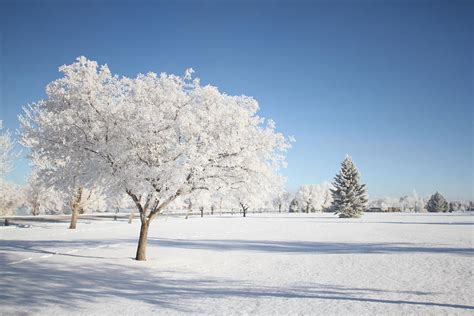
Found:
<box><xmin>136</xmin><ymin>220</ymin><xmax>150</xmax><ymax>261</ymax></box>
<box><xmin>200</xmin><ymin>207</ymin><xmax>204</xmax><ymax>218</ymax></box>
<box><xmin>32</xmin><ymin>203</ymin><xmax>39</xmax><ymax>216</ymax></box>
<box><xmin>69</xmin><ymin>207</ymin><xmax>79</xmax><ymax>229</ymax></box>
<box><xmin>128</xmin><ymin>210</ymin><xmax>134</xmax><ymax>224</ymax></box>
<box><xmin>185</xmin><ymin>204</ymin><xmax>191</xmax><ymax>219</ymax></box>
<box><xmin>243</xmin><ymin>207</ymin><xmax>247</xmax><ymax>217</ymax></box>
<box><xmin>69</xmin><ymin>188</ymin><xmax>83</xmax><ymax>229</ymax></box>
<box><xmin>279</xmin><ymin>204</ymin><xmax>282</xmax><ymax>213</ymax></box>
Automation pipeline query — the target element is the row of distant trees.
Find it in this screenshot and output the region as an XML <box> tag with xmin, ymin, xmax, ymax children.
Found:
<box><xmin>286</xmin><ymin>188</ymin><xmax>472</xmax><ymax>214</ymax></box>
<box><xmin>367</xmin><ymin>191</ymin><xmax>472</xmax><ymax>213</ymax></box>
<box><xmin>2</xmin><ymin>150</ymin><xmax>469</xmax><ymax>219</ymax></box>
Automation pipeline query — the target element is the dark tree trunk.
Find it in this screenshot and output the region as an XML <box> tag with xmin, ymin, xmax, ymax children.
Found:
<box><xmin>243</xmin><ymin>206</ymin><xmax>247</xmax><ymax>217</ymax></box>
<box><xmin>32</xmin><ymin>205</ymin><xmax>39</xmax><ymax>216</ymax></box>
<box><xmin>185</xmin><ymin>204</ymin><xmax>191</xmax><ymax>219</ymax></box>
<box><xmin>279</xmin><ymin>204</ymin><xmax>282</xmax><ymax>213</ymax></box>
<box><xmin>185</xmin><ymin>201</ymin><xmax>192</xmax><ymax>219</ymax></box>
<box><xmin>136</xmin><ymin>220</ymin><xmax>150</xmax><ymax>261</ymax></box>
<box><xmin>114</xmin><ymin>207</ymin><xmax>119</xmax><ymax>220</ymax></box>
<box><xmin>200</xmin><ymin>207</ymin><xmax>204</xmax><ymax>218</ymax></box>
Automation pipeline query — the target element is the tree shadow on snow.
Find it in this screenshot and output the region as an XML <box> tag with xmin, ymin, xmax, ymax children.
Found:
<box><xmin>2</xmin><ymin>238</ymin><xmax>471</xmax><ymax>264</ymax></box>
<box><xmin>0</xmin><ymin>254</ymin><xmax>473</xmax><ymax>313</ymax></box>
<box><xmin>148</xmin><ymin>238</ymin><xmax>474</xmax><ymax>256</ymax></box>
<box><xmin>0</xmin><ymin>239</ymin><xmax>131</xmax><ymax>260</ymax></box>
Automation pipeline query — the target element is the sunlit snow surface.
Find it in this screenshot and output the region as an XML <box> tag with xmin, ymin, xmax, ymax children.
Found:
<box><xmin>1</xmin><ymin>212</ymin><xmax>473</xmax><ymax>315</ymax></box>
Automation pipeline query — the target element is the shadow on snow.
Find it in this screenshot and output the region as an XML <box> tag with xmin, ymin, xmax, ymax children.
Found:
<box><xmin>0</xmin><ymin>253</ymin><xmax>473</xmax><ymax>313</ymax></box>
<box><xmin>148</xmin><ymin>238</ymin><xmax>474</xmax><ymax>256</ymax></box>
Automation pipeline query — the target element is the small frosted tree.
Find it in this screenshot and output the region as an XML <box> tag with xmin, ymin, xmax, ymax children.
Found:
<box><xmin>231</xmin><ymin>170</ymin><xmax>284</xmax><ymax>217</ymax></box>
<box><xmin>0</xmin><ymin>121</ymin><xmax>15</xmax><ymax>177</ymax></box>
<box><xmin>426</xmin><ymin>192</ymin><xmax>448</xmax><ymax>213</ymax></box>
<box><xmin>0</xmin><ymin>180</ymin><xmax>25</xmax><ymax>216</ymax></box>
<box><xmin>25</xmin><ymin>174</ymin><xmax>64</xmax><ymax>216</ymax></box>
<box><xmin>273</xmin><ymin>191</ymin><xmax>291</xmax><ymax>213</ymax></box>
<box><xmin>0</xmin><ymin>121</ymin><xmax>22</xmax><ymax>217</ymax></box>
<box><xmin>295</xmin><ymin>183</ymin><xmax>333</xmax><ymax>213</ymax></box>
<box><xmin>330</xmin><ymin>156</ymin><xmax>367</xmax><ymax>218</ymax></box>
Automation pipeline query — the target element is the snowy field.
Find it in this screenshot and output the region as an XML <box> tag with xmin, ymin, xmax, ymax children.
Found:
<box><xmin>1</xmin><ymin>212</ymin><xmax>473</xmax><ymax>315</ymax></box>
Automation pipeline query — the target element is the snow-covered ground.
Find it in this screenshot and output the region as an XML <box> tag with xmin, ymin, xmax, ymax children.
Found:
<box><xmin>1</xmin><ymin>212</ymin><xmax>473</xmax><ymax>315</ymax></box>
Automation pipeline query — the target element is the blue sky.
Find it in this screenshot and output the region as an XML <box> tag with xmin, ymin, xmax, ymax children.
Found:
<box><xmin>0</xmin><ymin>0</ymin><xmax>472</xmax><ymax>200</ymax></box>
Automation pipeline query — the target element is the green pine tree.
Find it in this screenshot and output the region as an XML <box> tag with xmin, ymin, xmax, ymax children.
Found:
<box><xmin>330</xmin><ymin>155</ymin><xmax>368</xmax><ymax>218</ymax></box>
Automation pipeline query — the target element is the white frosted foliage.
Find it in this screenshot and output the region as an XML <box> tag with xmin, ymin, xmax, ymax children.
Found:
<box><xmin>20</xmin><ymin>56</ymin><xmax>291</xmax><ymax>259</ymax></box>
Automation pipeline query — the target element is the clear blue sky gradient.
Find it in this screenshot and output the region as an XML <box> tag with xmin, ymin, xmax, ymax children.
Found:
<box><xmin>0</xmin><ymin>0</ymin><xmax>472</xmax><ymax>200</ymax></box>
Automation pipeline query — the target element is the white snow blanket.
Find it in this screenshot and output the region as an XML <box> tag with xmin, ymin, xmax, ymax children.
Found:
<box><xmin>1</xmin><ymin>212</ymin><xmax>473</xmax><ymax>315</ymax></box>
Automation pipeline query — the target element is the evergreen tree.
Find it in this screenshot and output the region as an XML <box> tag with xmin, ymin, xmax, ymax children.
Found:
<box><xmin>426</xmin><ymin>192</ymin><xmax>448</xmax><ymax>213</ymax></box>
<box><xmin>289</xmin><ymin>198</ymin><xmax>301</xmax><ymax>213</ymax></box>
<box><xmin>330</xmin><ymin>156</ymin><xmax>367</xmax><ymax>218</ymax></box>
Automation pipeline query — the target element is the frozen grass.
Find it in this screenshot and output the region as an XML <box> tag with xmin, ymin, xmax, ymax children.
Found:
<box><xmin>1</xmin><ymin>212</ymin><xmax>473</xmax><ymax>315</ymax></box>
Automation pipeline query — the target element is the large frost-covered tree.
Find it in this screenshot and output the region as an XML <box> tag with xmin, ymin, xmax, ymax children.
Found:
<box><xmin>330</xmin><ymin>156</ymin><xmax>367</xmax><ymax>218</ymax></box>
<box><xmin>426</xmin><ymin>192</ymin><xmax>448</xmax><ymax>213</ymax></box>
<box><xmin>20</xmin><ymin>57</ymin><xmax>290</xmax><ymax>260</ymax></box>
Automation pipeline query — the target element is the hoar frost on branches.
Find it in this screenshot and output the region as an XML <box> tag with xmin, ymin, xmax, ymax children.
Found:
<box><xmin>232</xmin><ymin>171</ymin><xmax>285</xmax><ymax>217</ymax></box>
<box><xmin>25</xmin><ymin>174</ymin><xmax>64</xmax><ymax>216</ymax></box>
<box><xmin>0</xmin><ymin>121</ymin><xmax>22</xmax><ymax>216</ymax></box>
<box><xmin>294</xmin><ymin>183</ymin><xmax>333</xmax><ymax>213</ymax></box>
<box><xmin>330</xmin><ymin>156</ymin><xmax>367</xmax><ymax>218</ymax></box>
<box><xmin>20</xmin><ymin>57</ymin><xmax>291</xmax><ymax>260</ymax></box>
<box><xmin>0</xmin><ymin>181</ymin><xmax>25</xmax><ymax>216</ymax></box>
<box><xmin>273</xmin><ymin>191</ymin><xmax>292</xmax><ymax>213</ymax></box>
<box><xmin>0</xmin><ymin>121</ymin><xmax>15</xmax><ymax>176</ymax></box>
<box><xmin>368</xmin><ymin>190</ymin><xmax>426</xmax><ymax>212</ymax></box>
